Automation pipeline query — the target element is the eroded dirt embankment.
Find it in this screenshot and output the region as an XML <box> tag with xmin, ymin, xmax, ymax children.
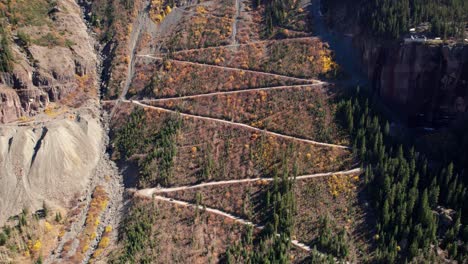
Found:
<box><xmin>0</xmin><ymin>0</ymin><xmax>106</xmax><ymax>226</ymax></box>
<box><xmin>0</xmin><ymin>113</ymin><xmax>102</xmax><ymax>225</ymax></box>
<box><xmin>0</xmin><ymin>0</ymin><xmax>127</xmax><ymax>263</ymax></box>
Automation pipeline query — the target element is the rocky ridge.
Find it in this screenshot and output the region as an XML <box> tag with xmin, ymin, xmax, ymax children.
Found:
<box><xmin>0</xmin><ymin>0</ymin><xmax>109</xmax><ymax>228</ymax></box>
<box><xmin>0</xmin><ymin>0</ymin><xmax>97</xmax><ymax>123</ymax></box>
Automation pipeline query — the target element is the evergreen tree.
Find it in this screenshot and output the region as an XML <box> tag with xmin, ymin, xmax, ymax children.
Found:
<box><xmin>0</xmin><ymin>26</ymin><xmax>14</xmax><ymax>73</ymax></box>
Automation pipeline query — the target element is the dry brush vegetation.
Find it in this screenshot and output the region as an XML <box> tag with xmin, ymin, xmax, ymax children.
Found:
<box><xmin>148</xmin><ymin>84</ymin><xmax>349</xmax><ymax>144</ymax></box>
<box><xmin>127</xmin><ymin>58</ymin><xmax>309</xmax><ymax>99</ymax></box>
<box><xmin>107</xmin><ymin>0</ymin><xmax>371</xmax><ymax>262</ymax></box>
<box><xmin>109</xmin><ymin>197</ymin><xmax>253</xmax><ymax>263</ymax></box>
<box><xmin>171</xmin><ymin>38</ymin><xmax>338</xmax><ymax>79</ymax></box>
<box><xmin>159</xmin><ymin>0</ymin><xmax>236</xmax><ymax>51</ymax></box>
<box><xmin>59</xmin><ymin>186</ymin><xmax>109</xmax><ymax>263</ymax></box>
<box><xmin>161</xmin><ymin>172</ymin><xmax>369</xmax><ymax>262</ymax></box>
<box><xmin>111</xmin><ymin>103</ymin><xmax>353</xmax><ymax>188</ymax></box>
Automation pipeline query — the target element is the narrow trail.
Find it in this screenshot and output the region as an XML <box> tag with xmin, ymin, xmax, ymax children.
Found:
<box><xmin>109</xmin><ymin>6</ymin><xmax>148</xmax><ymax>118</ymax></box>
<box><xmin>121</xmin><ymin>9</ymin><xmax>147</xmax><ymax>100</ymax></box>
<box><xmin>127</xmin><ymin>100</ymin><xmax>349</xmax><ymax>149</ymax></box>
<box><xmin>102</xmin><ymin>83</ymin><xmax>326</xmax><ymax>104</ymax></box>
<box><xmin>140</xmin><ymin>83</ymin><xmax>325</xmax><ymax>102</ymax></box>
<box><xmin>142</xmin><ymin>195</ymin><xmax>312</xmax><ymax>252</ymax></box>
<box><xmin>137</xmin><ymin>55</ymin><xmax>316</xmax><ymax>83</ymax></box>
<box><xmin>231</xmin><ymin>0</ymin><xmax>241</xmax><ymax>45</ymax></box>
<box><xmin>103</xmin><ymin>1</ymin><xmax>358</xmax><ymax>261</ymax></box>
<box><xmin>159</xmin><ymin>36</ymin><xmax>319</xmax><ymax>55</ymax></box>
<box><xmin>137</xmin><ymin>168</ymin><xmax>361</xmax><ymax>196</ymax></box>
<box><xmin>173</xmin><ymin>6</ymin><xmax>227</xmax><ymax>19</ymax></box>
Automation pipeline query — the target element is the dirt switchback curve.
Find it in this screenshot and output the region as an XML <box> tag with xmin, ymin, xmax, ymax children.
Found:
<box><xmin>140</xmin><ymin>83</ymin><xmax>326</xmax><ymax>102</ymax></box>
<box><xmin>157</xmin><ymin>36</ymin><xmax>320</xmax><ymax>55</ymax></box>
<box><xmin>136</xmin><ymin>55</ymin><xmax>317</xmax><ymax>83</ymax></box>
<box><xmin>105</xmin><ymin>1</ymin><xmax>362</xmax><ymax>261</ymax></box>
<box><xmin>137</xmin><ymin>168</ymin><xmax>361</xmax><ymax>196</ymax></box>
<box><xmin>102</xmin><ymin>83</ymin><xmax>327</xmax><ymax>104</ymax></box>
<box><xmin>127</xmin><ymin>100</ymin><xmax>350</xmax><ymax>149</ymax></box>
<box><xmin>139</xmin><ymin>195</ymin><xmax>313</xmax><ymax>252</ymax></box>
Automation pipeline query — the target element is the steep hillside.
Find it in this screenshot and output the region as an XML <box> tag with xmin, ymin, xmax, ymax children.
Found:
<box><xmin>0</xmin><ymin>113</ymin><xmax>102</xmax><ymax>224</ymax></box>
<box><xmin>0</xmin><ymin>0</ymin><xmax>122</xmax><ymax>263</ymax></box>
<box><xmin>0</xmin><ymin>0</ymin><xmax>104</xmax><ymax>216</ymax></box>
<box><xmin>1</xmin><ymin>0</ymin><xmax>466</xmax><ymax>263</ymax></box>
<box><xmin>101</xmin><ymin>0</ymin><xmax>371</xmax><ymax>263</ymax></box>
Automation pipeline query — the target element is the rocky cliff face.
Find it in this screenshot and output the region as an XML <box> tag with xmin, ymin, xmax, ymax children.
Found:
<box><xmin>357</xmin><ymin>39</ymin><xmax>468</xmax><ymax>126</ymax></box>
<box><xmin>0</xmin><ymin>0</ymin><xmax>104</xmax><ymax>226</ymax></box>
<box><xmin>323</xmin><ymin>1</ymin><xmax>468</xmax><ymax>126</ymax></box>
<box><xmin>0</xmin><ymin>86</ymin><xmax>23</xmax><ymax>123</ymax></box>
<box><xmin>0</xmin><ymin>0</ymin><xmax>98</xmax><ymax>123</ymax></box>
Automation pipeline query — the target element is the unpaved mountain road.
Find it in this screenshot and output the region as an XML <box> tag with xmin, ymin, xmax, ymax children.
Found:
<box><xmin>139</xmin><ymin>195</ymin><xmax>313</xmax><ymax>252</ymax></box>
<box><xmin>139</xmin><ymin>83</ymin><xmax>326</xmax><ymax>102</ymax></box>
<box><xmin>105</xmin><ymin>0</ymin><xmax>359</xmax><ymax>261</ymax></box>
<box><xmin>127</xmin><ymin>100</ymin><xmax>350</xmax><ymax>149</ymax></box>
<box><xmin>136</xmin><ymin>55</ymin><xmax>317</xmax><ymax>83</ymax></box>
<box><xmin>137</xmin><ymin>168</ymin><xmax>361</xmax><ymax>196</ymax></box>
<box><xmin>109</xmin><ymin>4</ymin><xmax>149</xmax><ymax>119</ymax></box>
<box><xmin>157</xmin><ymin>36</ymin><xmax>320</xmax><ymax>55</ymax></box>
<box><xmin>231</xmin><ymin>0</ymin><xmax>241</xmax><ymax>45</ymax></box>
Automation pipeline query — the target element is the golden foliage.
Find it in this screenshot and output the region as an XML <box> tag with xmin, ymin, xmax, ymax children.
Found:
<box><xmin>44</xmin><ymin>105</ymin><xmax>61</xmax><ymax>117</ymax></box>
<box><xmin>149</xmin><ymin>0</ymin><xmax>172</xmax><ymax>23</ymax></box>
<box><xmin>44</xmin><ymin>221</ymin><xmax>52</xmax><ymax>232</ymax></box>
<box><xmin>191</xmin><ymin>146</ymin><xmax>198</xmax><ymax>154</ymax></box>
<box><xmin>196</xmin><ymin>6</ymin><xmax>207</xmax><ymax>14</ymax></box>
<box><xmin>327</xmin><ymin>174</ymin><xmax>358</xmax><ymax>198</ymax></box>
<box><xmin>65</xmin><ymin>186</ymin><xmax>109</xmax><ymax>262</ymax></box>
<box><xmin>30</xmin><ymin>240</ymin><xmax>42</xmax><ymax>253</ymax></box>
<box><xmin>319</xmin><ymin>50</ymin><xmax>337</xmax><ymax>73</ymax></box>
<box><xmin>18</xmin><ymin>116</ymin><xmax>31</xmax><ymax>122</ymax></box>
<box><xmin>164</xmin><ymin>5</ymin><xmax>172</xmax><ymax>15</ymax></box>
<box><xmin>98</xmin><ymin>237</ymin><xmax>110</xmax><ymax>248</ymax></box>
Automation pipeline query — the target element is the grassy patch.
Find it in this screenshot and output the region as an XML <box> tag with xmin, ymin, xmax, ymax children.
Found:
<box><xmin>0</xmin><ymin>0</ymin><xmax>52</xmax><ymax>27</ymax></box>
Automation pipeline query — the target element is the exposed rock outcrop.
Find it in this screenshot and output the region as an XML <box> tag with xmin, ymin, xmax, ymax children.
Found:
<box><xmin>0</xmin><ymin>0</ymin><xmax>98</xmax><ymax>124</ymax></box>
<box><xmin>0</xmin><ymin>0</ymin><xmax>103</xmax><ymax>226</ymax></box>
<box><xmin>0</xmin><ymin>86</ymin><xmax>23</xmax><ymax>123</ymax></box>
<box><xmin>357</xmin><ymin>39</ymin><xmax>468</xmax><ymax>126</ymax></box>
<box><xmin>323</xmin><ymin>0</ymin><xmax>468</xmax><ymax>126</ymax></box>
